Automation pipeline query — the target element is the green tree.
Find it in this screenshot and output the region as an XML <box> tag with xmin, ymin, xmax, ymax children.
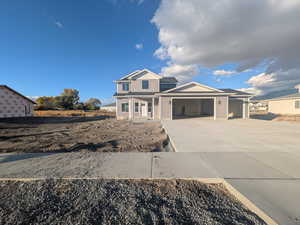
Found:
<box><xmin>84</xmin><ymin>98</ymin><xmax>102</xmax><ymax>110</ymax></box>
<box><xmin>35</xmin><ymin>97</ymin><xmax>56</xmax><ymax>110</ymax></box>
<box><xmin>61</xmin><ymin>89</ymin><xmax>80</xmax><ymax>105</ymax></box>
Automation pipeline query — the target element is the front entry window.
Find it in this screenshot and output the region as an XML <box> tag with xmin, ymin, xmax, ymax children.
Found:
<box><xmin>135</xmin><ymin>102</ymin><xmax>139</xmax><ymax>112</ymax></box>
<box><xmin>148</xmin><ymin>103</ymin><xmax>152</xmax><ymax>113</ymax></box>
<box><xmin>121</xmin><ymin>103</ymin><xmax>129</xmax><ymax>112</ymax></box>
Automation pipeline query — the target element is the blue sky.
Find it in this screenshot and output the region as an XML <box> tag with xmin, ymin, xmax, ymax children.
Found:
<box><xmin>1</xmin><ymin>0</ymin><xmax>299</xmax><ymax>102</ymax></box>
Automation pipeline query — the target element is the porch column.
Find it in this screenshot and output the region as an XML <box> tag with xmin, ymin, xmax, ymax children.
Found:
<box><xmin>152</xmin><ymin>97</ymin><xmax>155</xmax><ymax>120</ymax></box>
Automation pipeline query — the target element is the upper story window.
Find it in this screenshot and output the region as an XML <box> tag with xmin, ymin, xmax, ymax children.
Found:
<box><xmin>122</xmin><ymin>83</ymin><xmax>129</xmax><ymax>91</ymax></box>
<box><xmin>295</xmin><ymin>100</ymin><xmax>300</xmax><ymax>109</ymax></box>
<box><xmin>142</xmin><ymin>80</ymin><xmax>149</xmax><ymax>89</ymax></box>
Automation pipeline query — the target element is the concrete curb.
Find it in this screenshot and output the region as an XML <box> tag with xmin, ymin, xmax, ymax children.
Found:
<box><xmin>161</xmin><ymin>122</ymin><xmax>177</xmax><ymax>152</ymax></box>
<box><xmin>0</xmin><ymin>177</ymin><xmax>277</xmax><ymax>225</ymax></box>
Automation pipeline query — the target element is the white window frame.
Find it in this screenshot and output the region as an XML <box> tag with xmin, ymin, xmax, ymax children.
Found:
<box><xmin>142</xmin><ymin>80</ymin><xmax>149</xmax><ymax>89</ymax></box>
<box><xmin>121</xmin><ymin>103</ymin><xmax>129</xmax><ymax>112</ymax></box>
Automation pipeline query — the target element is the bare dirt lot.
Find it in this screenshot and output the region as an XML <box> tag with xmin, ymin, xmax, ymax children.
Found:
<box><xmin>0</xmin><ymin>117</ymin><xmax>167</xmax><ymax>153</ymax></box>
<box><xmin>0</xmin><ymin>179</ymin><xmax>266</xmax><ymax>225</ymax></box>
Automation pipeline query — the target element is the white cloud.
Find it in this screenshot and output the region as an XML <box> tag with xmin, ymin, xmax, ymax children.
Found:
<box><xmin>213</xmin><ymin>70</ymin><xmax>236</xmax><ymax>76</ymax></box>
<box><xmin>54</xmin><ymin>21</ymin><xmax>63</xmax><ymax>28</ymax></box>
<box><xmin>152</xmin><ymin>0</ymin><xmax>300</xmax><ymax>93</ymax></box>
<box><xmin>161</xmin><ymin>63</ymin><xmax>199</xmax><ymax>83</ymax></box>
<box><xmin>135</xmin><ymin>43</ymin><xmax>143</xmax><ymax>50</ymax></box>
<box><xmin>237</xmin><ymin>88</ymin><xmax>262</xmax><ymax>96</ymax></box>
<box><xmin>107</xmin><ymin>0</ymin><xmax>144</xmax><ymax>5</ymax></box>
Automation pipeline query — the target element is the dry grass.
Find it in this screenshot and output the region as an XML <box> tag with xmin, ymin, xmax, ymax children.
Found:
<box><xmin>274</xmin><ymin>114</ymin><xmax>300</xmax><ymax>122</ymax></box>
<box><xmin>34</xmin><ymin>110</ymin><xmax>115</xmax><ymax>117</ymax></box>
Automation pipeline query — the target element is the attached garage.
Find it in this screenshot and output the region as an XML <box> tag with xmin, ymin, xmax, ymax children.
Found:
<box><xmin>172</xmin><ymin>98</ymin><xmax>214</xmax><ymax>119</ymax></box>
<box><xmin>158</xmin><ymin>82</ymin><xmax>252</xmax><ymax>121</ymax></box>
<box><xmin>229</xmin><ymin>99</ymin><xmax>243</xmax><ymax>118</ymax></box>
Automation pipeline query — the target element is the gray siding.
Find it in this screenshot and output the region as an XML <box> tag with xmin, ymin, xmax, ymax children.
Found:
<box><xmin>215</xmin><ymin>96</ymin><xmax>228</xmax><ymax>119</ymax></box>
<box><xmin>116</xmin><ymin>98</ymin><xmax>129</xmax><ymax>120</ymax></box>
<box><xmin>160</xmin><ymin>97</ymin><xmax>171</xmax><ymax>120</ymax></box>
<box><xmin>131</xmin><ymin>79</ymin><xmax>160</xmax><ymax>93</ymax></box>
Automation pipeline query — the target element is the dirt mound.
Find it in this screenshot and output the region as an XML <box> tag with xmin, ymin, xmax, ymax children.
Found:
<box><xmin>0</xmin><ymin>179</ymin><xmax>266</xmax><ymax>225</ymax></box>
<box><xmin>0</xmin><ymin>118</ymin><xmax>167</xmax><ymax>153</ymax></box>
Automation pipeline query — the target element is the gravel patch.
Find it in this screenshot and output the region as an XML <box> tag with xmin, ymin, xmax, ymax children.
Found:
<box><xmin>0</xmin><ymin>179</ymin><xmax>266</xmax><ymax>225</ymax></box>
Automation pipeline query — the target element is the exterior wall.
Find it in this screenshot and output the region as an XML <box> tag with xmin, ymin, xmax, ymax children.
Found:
<box><xmin>268</xmin><ymin>98</ymin><xmax>300</xmax><ymax>115</ymax></box>
<box><xmin>116</xmin><ymin>98</ymin><xmax>129</xmax><ymax>120</ymax></box>
<box><xmin>0</xmin><ymin>87</ymin><xmax>34</xmax><ymax>118</ymax></box>
<box><xmin>215</xmin><ymin>96</ymin><xmax>228</xmax><ymax>119</ymax></box>
<box><xmin>160</xmin><ymin>97</ymin><xmax>172</xmax><ymax>120</ymax></box>
<box><xmin>131</xmin><ymin>79</ymin><xmax>159</xmax><ymax>93</ymax></box>
<box><xmin>117</xmin><ymin>82</ymin><xmax>131</xmax><ymax>94</ymax></box>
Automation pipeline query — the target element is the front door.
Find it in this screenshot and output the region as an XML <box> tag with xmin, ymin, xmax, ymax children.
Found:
<box><xmin>141</xmin><ymin>103</ymin><xmax>147</xmax><ymax>117</ymax></box>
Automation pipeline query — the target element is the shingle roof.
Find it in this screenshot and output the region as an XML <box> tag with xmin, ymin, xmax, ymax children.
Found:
<box><xmin>160</xmin><ymin>77</ymin><xmax>178</xmax><ymax>83</ymax></box>
<box><xmin>0</xmin><ymin>85</ymin><xmax>36</xmax><ymax>104</ymax></box>
<box><xmin>114</xmin><ymin>92</ymin><xmax>157</xmax><ymax>97</ymax></box>
<box><xmin>220</xmin><ymin>89</ymin><xmax>252</xmax><ymax>95</ymax></box>
<box><xmin>268</xmin><ymin>92</ymin><xmax>300</xmax><ymax>101</ymax></box>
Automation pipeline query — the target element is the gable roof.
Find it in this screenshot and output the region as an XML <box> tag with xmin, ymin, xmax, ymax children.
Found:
<box><xmin>163</xmin><ymin>82</ymin><xmax>224</xmax><ymax>93</ymax></box>
<box><xmin>0</xmin><ymin>85</ymin><xmax>36</xmax><ymax>104</ymax></box>
<box><xmin>220</xmin><ymin>89</ymin><xmax>252</xmax><ymax>96</ymax></box>
<box><xmin>120</xmin><ymin>69</ymin><xmax>162</xmax><ymax>80</ymax></box>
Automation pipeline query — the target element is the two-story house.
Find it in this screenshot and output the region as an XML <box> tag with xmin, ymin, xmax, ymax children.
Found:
<box><xmin>114</xmin><ymin>69</ymin><xmax>252</xmax><ymax>120</ymax></box>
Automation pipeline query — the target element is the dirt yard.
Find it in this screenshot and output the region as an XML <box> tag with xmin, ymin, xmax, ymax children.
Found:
<box><xmin>34</xmin><ymin>110</ymin><xmax>115</xmax><ymax>117</ymax></box>
<box><xmin>0</xmin><ymin>117</ymin><xmax>167</xmax><ymax>153</ymax></box>
<box><xmin>0</xmin><ymin>179</ymin><xmax>266</xmax><ymax>225</ymax></box>
<box><xmin>251</xmin><ymin>112</ymin><xmax>300</xmax><ymax>122</ymax></box>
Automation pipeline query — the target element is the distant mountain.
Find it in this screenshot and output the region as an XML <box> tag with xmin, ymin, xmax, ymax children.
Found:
<box><xmin>252</xmin><ymin>89</ymin><xmax>298</xmax><ymax>100</ymax></box>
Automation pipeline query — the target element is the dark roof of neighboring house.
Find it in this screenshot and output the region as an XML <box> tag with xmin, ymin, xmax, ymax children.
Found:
<box><xmin>103</xmin><ymin>102</ymin><xmax>116</xmax><ymax>107</ymax></box>
<box><xmin>0</xmin><ymin>85</ymin><xmax>36</xmax><ymax>104</ymax></box>
<box><xmin>220</xmin><ymin>89</ymin><xmax>252</xmax><ymax>96</ymax></box>
<box><xmin>160</xmin><ymin>77</ymin><xmax>178</xmax><ymax>83</ymax></box>
<box><xmin>114</xmin><ymin>92</ymin><xmax>158</xmax><ymax>97</ymax></box>
<box><xmin>268</xmin><ymin>92</ymin><xmax>300</xmax><ymax>101</ymax></box>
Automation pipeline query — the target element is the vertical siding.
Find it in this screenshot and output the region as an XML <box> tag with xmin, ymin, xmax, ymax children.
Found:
<box><xmin>215</xmin><ymin>96</ymin><xmax>228</xmax><ymax>119</ymax></box>
<box><xmin>0</xmin><ymin>87</ymin><xmax>34</xmax><ymax>118</ymax></box>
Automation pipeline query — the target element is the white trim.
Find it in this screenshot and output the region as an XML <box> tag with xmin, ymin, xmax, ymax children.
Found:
<box><xmin>159</xmin><ymin>96</ymin><xmax>162</xmax><ymax>120</ymax></box>
<box><xmin>171</xmin><ymin>98</ymin><xmax>173</xmax><ymax>120</ymax></box>
<box><xmin>152</xmin><ymin>97</ymin><xmax>155</xmax><ymax>120</ymax></box>
<box><xmin>227</xmin><ymin>96</ymin><xmax>229</xmax><ymax>120</ymax></box>
<box><xmin>214</xmin><ymin>97</ymin><xmax>217</xmax><ymax>120</ymax></box>
<box><xmin>163</xmin><ymin>81</ymin><xmax>224</xmax><ymax>93</ymax></box>
<box><xmin>119</xmin><ymin>70</ymin><xmax>141</xmax><ymax>80</ymax></box>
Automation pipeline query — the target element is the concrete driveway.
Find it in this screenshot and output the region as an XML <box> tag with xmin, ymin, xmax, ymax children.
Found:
<box><xmin>162</xmin><ymin>118</ymin><xmax>300</xmax><ymax>225</ymax></box>
<box><xmin>162</xmin><ymin>118</ymin><xmax>300</xmax><ymax>153</ymax></box>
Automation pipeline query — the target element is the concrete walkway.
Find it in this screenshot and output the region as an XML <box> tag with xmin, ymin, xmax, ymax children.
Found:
<box><xmin>162</xmin><ymin>118</ymin><xmax>300</xmax><ymax>225</ymax></box>
<box><xmin>1</xmin><ymin>151</ymin><xmax>300</xmax><ymax>224</ymax></box>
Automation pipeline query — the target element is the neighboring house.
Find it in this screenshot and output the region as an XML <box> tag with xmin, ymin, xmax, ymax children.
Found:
<box><xmin>102</xmin><ymin>102</ymin><xmax>116</xmax><ymax>112</ymax></box>
<box><xmin>0</xmin><ymin>85</ymin><xmax>36</xmax><ymax>118</ymax></box>
<box><xmin>249</xmin><ymin>101</ymin><xmax>268</xmax><ymax>112</ymax></box>
<box><xmin>267</xmin><ymin>84</ymin><xmax>300</xmax><ymax>115</ymax></box>
<box><xmin>113</xmin><ymin>69</ymin><xmax>252</xmax><ymax>120</ymax></box>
